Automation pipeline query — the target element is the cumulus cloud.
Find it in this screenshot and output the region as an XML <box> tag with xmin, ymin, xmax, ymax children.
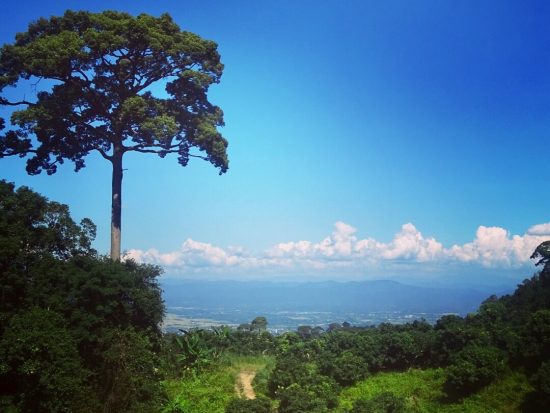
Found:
<box><xmin>447</xmin><ymin>226</ymin><xmax>547</xmax><ymax>267</ymax></box>
<box><xmin>125</xmin><ymin>221</ymin><xmax>550</xmax><ymax>276</ymax></box>
<box><xmin>126</xmin><ymin>238</ymin><xmax>246</xmax><ymax>268</ymax></box>
<box><xmin>527</xmin><ymin>222</ymin><xmax>550</xmax><ymax>236</ymax></box>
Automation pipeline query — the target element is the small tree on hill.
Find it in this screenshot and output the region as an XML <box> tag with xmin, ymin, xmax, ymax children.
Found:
<box><xmin>0</xmin><ymin>10</ymin><xmax>229</xmax><ymax>260</ymax></box>
<box><xmin>251</xmin><ymin>316</ymin><xmax>268</xmax><ymax>332</ymax></box>
<box><xmin>444</xmin><ymin>344</ymin><xmax>505</xmax><ymax>398</ymax></box>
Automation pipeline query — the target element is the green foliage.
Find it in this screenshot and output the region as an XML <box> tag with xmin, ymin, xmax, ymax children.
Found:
<box><xmin>161</xmin><ymin>394</ymin><xmax>192</xmax><ymax>413</ymax></box>
<box><xmin>0</xmin><ymin>182</ymin><xmax>165</xmax><ymax>412</ymax></box>
<box><xmin>534</xmin><ymin>361</ymin><xmax>550</xmax><ymax>399</ymax></box>
<box><xmin>0</xmin><ymin>10</ymin><xmax>230</xmax><ymax>259</ymax></box>
<box><xmin>531</xmin><ymin>241</ymin><xmax>550</xmax><ymax>267</ymax></box>
<box><xmin>163</xmin><ymin>355</ymin><xmax>270</xmax><ymax>413</ymax></box>
<box><xmin>267</xmin><ymin>352</ymin><xmax>339</xmax><ymax>412</ymax></box>
<box><xmin>521</xmin><ymin>361</ymin><xmax>550</xmax><ymax>412</ymax></box>
<box><xmin>268</xmin><ymin>356</ymin><xmax>316</xmax><ymax>395</ymax></box>
<box><xmin>378</xmin><ymin>330</ymin><xmax>423</xmax><ymax>371</ymax></box>
<box><xmin>251</xmin><ymin>316</ymin><xmax>268</xmax><ymax>332</ymax></box>
<box><xmin>517</xmin><ymin>309</ymin><xmax>550</xmax><ymax>371</ymax></box>
<box><xmin>174</xmin><ymin>331</ymin><xmax>217</xmax><ymax>373</ymax></box>
<box><xmin>225</xmin><ymin>395</ymin><xmax>272</xmax><ymax>413</ymax></box>
<box><xmin>0</xmin><ymin>308</ymin><xmax>94</xmax><ymax>412</ymax></box>
<box><xmin>432</xmin><ymin>314</ymin><xmax>495</xmax><ymax>367</ymax></box>
<box><xmin>0</xmin><ymin>180</ymin><xmax>96</xmax><ymax>259</ymax></box>
<box><xmin>339</xmin><ymin>368</ymin><xmax>532</xmax><ymax>413</ymax></box>
<box><xmin>351</xmin><ymin>392</ymin><xmax>408</xmax><ymax>413</ymax></box>
<box><xmin>183</xmin><ymin>325</ymin><xmax>277</xmax><ymax>359</ymax></box>
<box><xmin>278</xmin><ymin>383</ymin><xmax>331</xmax><ymax>413</ymax></box>
<box><xmin>99</xmin><ymin>327</ymin><xmax>163</xmax><ymax>412</ymax></box>
<box><xmin>444</xmin><ymin>345</ymin><xmax>506</xmax><ymax>398</ymax></box>
<box><xmin>252</xmin><ymin>356</ymin><xmax>276</xmax><ymax>396</ymax></box>
<box><xmin>319</xmin><ymin>350</ymin><xmax>369</xmax><ymax>386</ymax></box>
<box><xmin>0</xmin><ymin>180</ymin><xmax>96</xmax><ymax>329</ymax></box>
<box><xmin>0</xmin><ymin>10</ymin><xmax>228</xmax><ymax>174</ymax></box>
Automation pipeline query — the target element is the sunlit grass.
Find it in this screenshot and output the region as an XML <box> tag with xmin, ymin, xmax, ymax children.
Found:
<box><xmin>163</xmin><ymin>354</ymin><xmax>274</xmax><ymax>413</ymax></box>
<box><xmin>337</xmin><ymin>368</ymin><xmax>532</xmax><ymax>413</ymax></box>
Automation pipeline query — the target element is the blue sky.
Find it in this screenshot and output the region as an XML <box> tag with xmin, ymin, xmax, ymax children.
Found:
<box><xmin>1</xmin><ymin>1</ymin><xmax>550</xmax><ymax>286</ymax></box>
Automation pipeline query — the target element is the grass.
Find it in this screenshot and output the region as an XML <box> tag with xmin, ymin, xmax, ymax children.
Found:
<box><xmin>337</xmin><ymin>368</ymin><xmax>533</xmax><ymax>413</ymax></box>
<box><xmin>164</xmin><ymin>358</ymin><xmax>531</xmax><ymax>412</ymax></box>
<box><xmin>163</xmin><ymin>354</ymin><xmax>274</xmax><ymax>413</ymax></box>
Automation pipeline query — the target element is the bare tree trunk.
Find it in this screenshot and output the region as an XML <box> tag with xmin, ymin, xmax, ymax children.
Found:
<box><xmin>110</xmin><ymin>152</ymin><xmax>123</xmax><ymax>261</ymax></box>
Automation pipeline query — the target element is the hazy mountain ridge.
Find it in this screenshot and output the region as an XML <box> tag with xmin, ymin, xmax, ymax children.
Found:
<box><xmin>161</xmin><ymin>279</ymin><xmax>498</xmax><ymax>315</ymax></box>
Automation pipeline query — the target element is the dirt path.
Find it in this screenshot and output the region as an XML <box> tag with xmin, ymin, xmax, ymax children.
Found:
<box><xmin>235</xmin><ymin>369</ymin><xmax>257</xmax><ymax>399</ymax></box>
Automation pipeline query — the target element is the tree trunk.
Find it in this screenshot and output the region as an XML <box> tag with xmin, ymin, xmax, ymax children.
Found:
<box><xmin>110</xmin><ymin>152</ymin><xmax>123</xmax><ymax>261</ymax></box>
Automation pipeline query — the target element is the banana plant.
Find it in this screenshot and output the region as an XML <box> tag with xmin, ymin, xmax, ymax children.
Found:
<box><xmin>174</xmin><ymin>330</ymin><xmax>212</xmax><ymax>373</ymax></box>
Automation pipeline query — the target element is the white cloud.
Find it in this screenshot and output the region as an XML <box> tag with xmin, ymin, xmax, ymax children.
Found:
<box><xmin>447</xmin><ymin>226</ymin><xmax>548</xmax><ymax>267</ymax></box>
<box><xmin>125</xmin><ymin>221</ymin><xmax>550</xmax><ymax>277</ymax></box>
<box><xmin>527</xmin><ymin>222</ymin><xmax>550</xmax><ymax>236</ymax></box>
<box><xmin>125</xmin><ymin>238</ymin><xmax>245</xmax><ymax>269</ymax></box>
<box><xmin>379</xmin><ymin>223</ymin><xmax>444</xmax><ymax>261</ymax></box>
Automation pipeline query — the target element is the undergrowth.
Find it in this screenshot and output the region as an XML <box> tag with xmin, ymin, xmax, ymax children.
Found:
<box><xmin>337</xmin><ymin>368</ymin><xmax>532</xmax><ymax>413</ymax></box>
<box><xmin>163</xmin><ymin>354</ymin><xmax>273</xmax><ymax>413</ymax></box>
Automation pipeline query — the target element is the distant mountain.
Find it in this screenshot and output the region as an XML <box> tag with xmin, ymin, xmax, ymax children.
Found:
<box><xmin>161</xmin><ymin>279</ymin><xmax>495</xmax><ymax>315</ymax></box>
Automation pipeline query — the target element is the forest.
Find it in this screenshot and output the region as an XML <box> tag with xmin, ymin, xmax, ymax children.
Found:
<box><xmin>1</xmin><ymin>180</ymin><xmax>549</xmax><ymax>412</ymax></box>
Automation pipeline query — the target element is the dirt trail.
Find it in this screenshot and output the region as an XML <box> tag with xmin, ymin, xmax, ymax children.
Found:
<box><xmin>235</xmin><ymin>369</ymin><xmax>257</xmax><ymax>399</ymax></box>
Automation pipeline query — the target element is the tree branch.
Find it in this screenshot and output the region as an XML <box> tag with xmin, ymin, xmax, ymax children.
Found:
<box><xmin>73</xmin><ymin>69</ymin><xmax>91</xmax><ymax>83</ymax></box>
<box><xmin>126</xmin><ymin>142</ymin><xmax>180</xmax><ymax>152</ymax></box>
<box><xmin>0</xmin><ymin>148</ymin><xmax>38</xmax><ymax>157</ymax></box>
<box><xmin>188</xmin><ymin>153</ymin><xmax>209</xmax><ymax>160</ymax></box>
<box><xmin>94</xmin><ymin>147</ymin><xmax>112</xmax><ymax>161</ymax></box>
<box><xmin>0</xmin><ymin>98</ymin><xmax>36</xmax><ymax>107</ymax></box>
<box><xmin>128</xmin><ymin>146</ymin><xmax>208</xmax><ymax>161</ymax></box>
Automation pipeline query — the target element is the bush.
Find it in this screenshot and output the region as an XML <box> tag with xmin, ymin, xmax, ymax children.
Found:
<box><xmin>267</xmin><ymin>356</ymin><xmax>314</xmax><ymax>395</ymax></box>
<box><xmin>444</xmin><ymin>345</ymin><xmax>505</xmax><ymax>398</ymax></box>
<box><xmin>225</xmin><ymin>395</ymin><xmax>272</xmax><ymax>413</ymax></box>
<box><xmin>351</xmin><ymin>392</ymin><xmax>408</xmax><ymax>413</ymax></box>
<box><xmin>534</xmin><ymin>360</ymin><xmax>550</xmax><ymax>397</ymax></box>
<box><xmin>521</xmin><ymin>360</ymin><xmax>550</xmax><ymax>412</ymax></box>
<box><xmin>278</xmin><ymin>384</ymin><xmax>330</xmax><ymax>413</ymax></box>
<box><xmin>319</xmin><ymin>350</ymin><xmax>369</xmax><ymax>386</ymax></box>
<box><xmin>0</xmin><ymin>308</ymin><xmax>95</xmax><ymax>412</ymax></box>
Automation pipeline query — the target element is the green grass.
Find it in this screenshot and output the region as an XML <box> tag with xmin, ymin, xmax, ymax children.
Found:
<box><xmin>163</xmin><ymin>354</ymin><xmax>274</xmax><ymax>413</ymax></box>
<box><xmin>164</xmin><ymin>359</ymin><xmax>532</xmax><ymax>413</ymax></box>
<box><xmin>337</xmin><ymin>368</ymin><xmax>532</xmax><ymax>413</ymax></box>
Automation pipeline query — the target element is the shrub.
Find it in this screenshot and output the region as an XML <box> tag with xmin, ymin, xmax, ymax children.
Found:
<box><xmin>225</xmin><ymin>395</ymin><xmax>272</xmax><ymax>413</ymax></box>
<box><xmin>319</xmin><ymin>350</ymin><xmax>369</xmax><ymax>386</ymax></box>
<box><xmin>0</xmin><ymin>308</ymin><xmax>95</xmax><ymax>412</ymax></box>
<box><xmin>521</xmin><ymin>360</ymin><xmax>550</xmax><ymax>412</ymax></box>
<box><xmin>351</xmin><ymin>392</ymin><xmax>408</xmax><ymax>413</ymax></box>
<box><xmin>444</xmin><ymin>345</ymin><xmax>505</xmax><ymax>398</ymax></box>
<box><xmin>278</xmin><ymin>384</ymin><xmax>330</xmax><ymax>413</ymax></box>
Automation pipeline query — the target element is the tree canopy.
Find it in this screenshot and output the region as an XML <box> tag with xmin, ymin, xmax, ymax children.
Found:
<box><xmin>0</xmin><ymin>180</ymin><xmax>165</xmax><ymax>412</ymax></box>
<box><xmin>0</xmin><ymin>10</ymin><xmax>229</xmax><ymax>259</ymax></box>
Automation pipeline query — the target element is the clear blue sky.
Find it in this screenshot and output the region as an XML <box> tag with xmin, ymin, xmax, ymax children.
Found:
<box><xmin>1</xmin><ymin>0</ymin><xmax>549</xmax><ymax>285</ymax></box>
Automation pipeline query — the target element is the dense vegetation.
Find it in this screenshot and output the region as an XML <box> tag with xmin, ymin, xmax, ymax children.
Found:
<box><xmin>1</xmin><ymin>181</ymin><xmax>549</xmax><ymax>412</ymax></box>
<box><xmin>0</xmin><ymin>181</ymin><xmax>165</xmax><ymax>412</ymax></box>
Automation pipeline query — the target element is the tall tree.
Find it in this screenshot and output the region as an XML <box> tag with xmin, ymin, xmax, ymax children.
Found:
<box><xmin>0</xmin><ymin>10</ymin><xmax>229</xmax><ymax>260</ymax></box>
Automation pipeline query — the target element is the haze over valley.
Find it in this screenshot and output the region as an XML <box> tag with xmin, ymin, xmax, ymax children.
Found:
<box><xmin>161</xmin><ymin>279</ymin><xmax>505</xmax><ymax>332</ymax></box>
